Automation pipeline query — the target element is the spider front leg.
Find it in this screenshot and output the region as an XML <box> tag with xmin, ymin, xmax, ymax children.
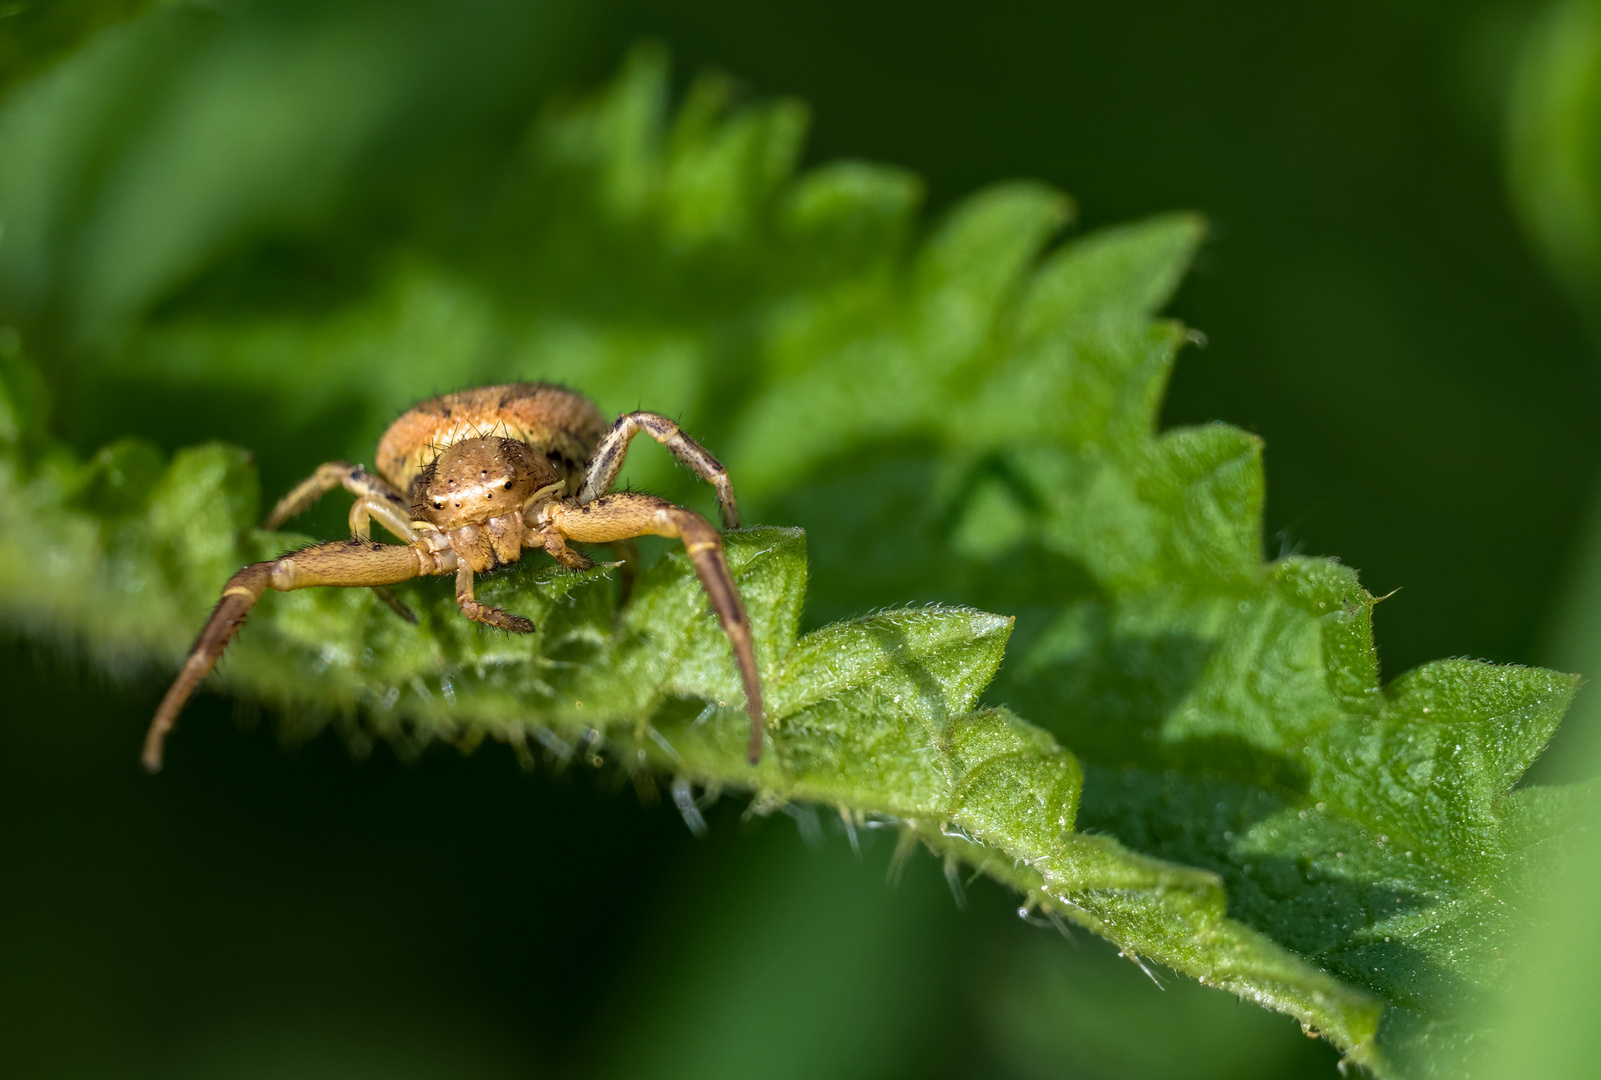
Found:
<box><xmin>454</xmin><ymin>562</ymin><xmax>537</xmax><ymax>633</ymax></box>
<box><xmin>578</xmin><ymin>412</ymin><xmax>740</xmax><ymax>527</ymax></box>
<box><xmin>265</xmin><ymin>461</ymin><xmax>420</xmax><ymax>621</ymax></box>
<box><xmin>541</xmin><ymin>493</ymin><xmax>765</xmax><ymax>764</ymax></box>
<box><xmin>265</xmin><ymin>461</ymin><xmax>412</xmax><ymax>533</ymax></box>
<box><xmin>143</xmin><ymin>539</ymin><xmax>430</xmax><ymax>773</ymax></box>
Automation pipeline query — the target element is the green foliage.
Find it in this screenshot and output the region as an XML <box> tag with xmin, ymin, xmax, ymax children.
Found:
<box><xmin>1509</xmin><ymin>0</ymin><xmax>1601</xmax><ymax>326</ymax></box>
<box><xmin>0</xmin><ymin>35</ymin><xmax>1586</xmax><ymax>1080</ymax></box>
<box><xmin>0</xmin><ymin>0</ymin><xmax>155</xmax><ymax>97</ymax></box>
<box><xmin>1481</xmin><ymin>7</ymin><xmax>1601</xmax><ymax>1075</ymax></box>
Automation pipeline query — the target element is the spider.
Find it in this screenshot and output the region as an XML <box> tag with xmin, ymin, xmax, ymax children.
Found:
<box><xmin>142</xmin><ymin>383</ymin><xmax>764</xmax><ymax>772</ymax></box>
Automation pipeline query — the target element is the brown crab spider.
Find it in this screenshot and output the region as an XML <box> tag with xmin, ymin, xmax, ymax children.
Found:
<box><xmin>142</xmin><ymin>383</ymin><xmax>764</xmax><ymax>771</ymax></box>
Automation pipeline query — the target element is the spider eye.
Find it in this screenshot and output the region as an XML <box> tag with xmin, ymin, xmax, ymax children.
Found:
<box><xmin>433</xmin><ymin>501</ymin><xmax>444</xmax><ymax>510</ymax></box>
<box><xmin>503</xmin><ymin>480</ymin><xmax>513</xmax><ymax>490</ymax></box>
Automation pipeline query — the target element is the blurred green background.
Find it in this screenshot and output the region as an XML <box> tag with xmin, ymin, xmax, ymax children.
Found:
<box><xmin>3</xmin><ymin>0</ymin><xmax>1599</xmax><ymax>1076</ymax></box>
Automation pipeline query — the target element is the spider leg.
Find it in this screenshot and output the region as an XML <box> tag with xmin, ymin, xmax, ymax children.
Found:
<box><xmin>268</xmin><ymin>465</ymin><xmax>420</xmax><ymax>622</ymax></box>
<box><xmin>578</xmin><ymin>412</ymin><xmax>740</xmax><ymax>528</ymax></box>
<box><xmin>349</xmin><ymin>495</ymin><xmax>420</xmax><ymax>544</ymax></box>
<box><xmin>345</xmin><ymin>496</ymin><xmax>424</xmax><ymax>622</ymax></box>
<box><xmin>454</xmin><ymin>563</ymin><xmax>537</xmax><ymax>633</ymax></box>
<box><xmin>265</xmin><ymin>462</ymin><xmax>411</xmax><ymax>531</ymax></box>
<box><xmin>370</xmin><ymin>585</ymin><xmax>418</xmax><ymax>624</ymax></box>
<box><xmin>143</xmin><ymin>539</ymin><xmax>429</xmax><ymax>773</ymax></box>
<box><xmin>536</xmin><ymin>529</ymin><xmax>594</xmax><ymax>570</ymax></box>
<box><xmin>543</xmin><ymin>493</ymin><xmax>764</xmax><ymax>764</ymax></box>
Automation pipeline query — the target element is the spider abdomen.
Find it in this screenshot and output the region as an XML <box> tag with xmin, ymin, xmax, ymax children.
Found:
<box><xmin>376</xmin><ymin>382</ymin><xmax>608</xmax><ymax>494</ymax></box>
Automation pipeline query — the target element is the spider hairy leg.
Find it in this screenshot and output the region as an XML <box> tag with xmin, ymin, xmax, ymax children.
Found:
<box><xmin>578</xmin><ymin>412</ymin><xmax>740</xmax><ymax>528</ymax></box>
<box><xmin>142</xmin><ymin>540</ymin><xmax>427</xmax><ymax>773</ymax></box>
<box><xmin>266</xmin><ymin>462</ymin><xmax>420</xmax><ymax>621</ymax></box>
<box><xmin>537</xmin><ymin>528</ymin><xmax>594</xmax><ymax>570</ymax></box>
<box><xmin>265</xmin><ymin>461</ymin><xmax>410</xmax><ymax>532</ymax></box>
<box><xmin>349</xmin><ymin>496</ymin><xmax>420</xmax><ymax>544</ymax></box>
<box><xmin>454</xmin><ymin>563</ymin><xmax>536</xmax><ymax>633</ymax></box>
<box><xmin>545</xmin><ymin>493</ymin><xmax>765</xmax><ymax>764</ymax></box>
<box><xmin>371</xmin><ymin>585</ymin><xmax>419</xmax><ymax>624</ymax></box>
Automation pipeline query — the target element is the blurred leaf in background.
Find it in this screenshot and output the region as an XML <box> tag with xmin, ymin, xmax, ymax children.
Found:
<box><xmin>1458</xmin><ymin>1</ymin><xmax>1601</xmax><ymax>1076</ymax></box>
<box><xmin>1509</xmin><ymin>0</ymin><xmax>1601</xmax><ymax>325</ymax></box>
<box><xmin>0</xmin><ymin>0</ymin><xmax>155</xmax><ymax>95</ymax></box>
<box><xmin>1508</xmin><ymin>0</ymin><xmax>1601</xmax><ymax>771</ymax></box>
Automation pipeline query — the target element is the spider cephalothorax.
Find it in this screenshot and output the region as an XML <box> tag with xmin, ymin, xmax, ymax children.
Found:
<box><xmin>142</xmin><ymin>383</ymin><xmax>764</xmax><ymax>770</ymax></box>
